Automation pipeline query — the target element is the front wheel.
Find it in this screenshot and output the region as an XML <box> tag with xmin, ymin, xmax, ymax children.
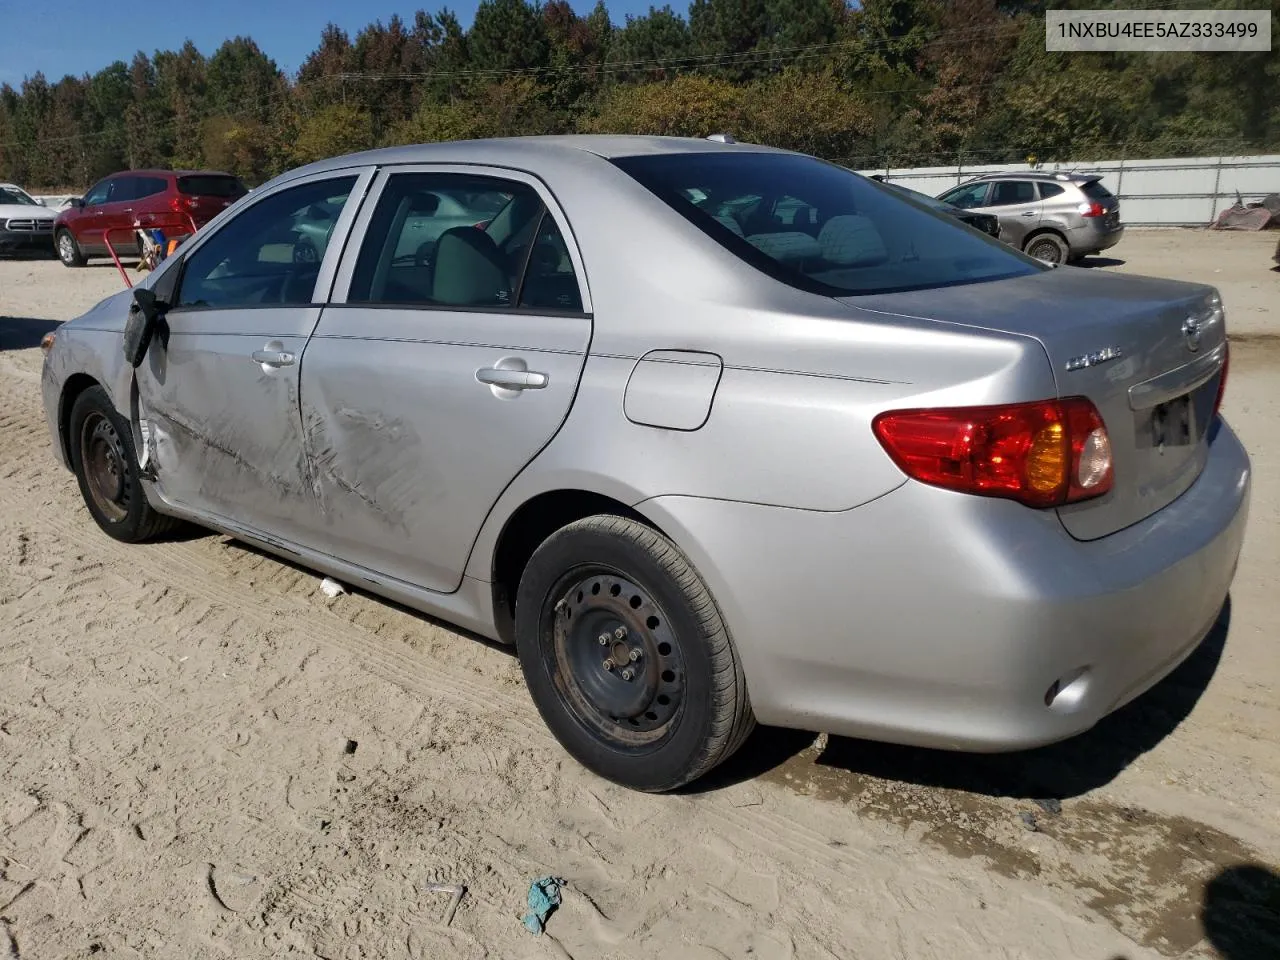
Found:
<box><xmin>68</xmin><ymin>386</ymin><xmax>178</xmax><ymax>542</ymax></box>
<box><xmin>56</xmin><ymin>229</ymin><xmax>86</xmax><ymax>267</ymax></box>
<box><xmin>1025</xmin><ymin>232</ymin><xmax>1068</xmax><ymax>265</ymax></box>
<box><xmin>514</xmin><ymin>515</ymin><xmax>754</xmax><ymax>792</ymax></box>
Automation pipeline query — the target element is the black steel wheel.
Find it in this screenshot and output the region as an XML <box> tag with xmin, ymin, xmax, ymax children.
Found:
<box><xmin>515</xmin><ymin>514</ymin><xmax>754</xmax><ymax>792</ymax></box>
<box><xmin>1025</xmin><ymin>232</ymin><xmax>1068</xmax><ymax>265</ymax></box>
<box><xmin>68</xmin><ymin>385</ymin><xmax>178</xmax><ymax>542</ymax></box>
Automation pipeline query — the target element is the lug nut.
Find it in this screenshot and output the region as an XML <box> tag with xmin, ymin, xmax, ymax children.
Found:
<box><xmin>598</xmin><ymin>633</ymin><xmax>609</xmax><ymax>646</ymax></box>
<box><xmin>603</xmin><ymin>658</ymin><xmax>615</xmax><ymax>671</ymax></box>
<box><xmin>628</xmin><ymin>649</ymin><xmax>642</xmax><ymax>662</ymax></box>
<box><xmin>614</xmin><ymin>627</ymin><xmax>627</xmax><ymax>640</ymax></box>
<box><xmin>621</xmin><ymin>668</ymin><xmax>634</xmax><ymax>681</ymax></box>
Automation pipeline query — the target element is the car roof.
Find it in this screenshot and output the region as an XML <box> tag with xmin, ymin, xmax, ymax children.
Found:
<box><xmin>277</xmin><ymin>135</ymin><xmax>793</xmax><ymax>182</ymax></box>
<box><xmin>108</xmin><ymin>169</ymin><xmax>238</xmax><ymax>178</ymax></box>
<box><xmin>963</xmin><ymin>170</ymin><xmax>1102</xmax><ymax>184</ymax></box>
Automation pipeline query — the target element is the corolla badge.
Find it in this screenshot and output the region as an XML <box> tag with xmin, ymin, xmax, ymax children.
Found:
<box><xmin>1064</xmin><ymin>346</ymin><xmax>1123</xmax><ymax>372</ymax></box>
<box><xmin>1182</xmin><ymin>316</ymin><xmax>1203</xmax><ymax>352</ymax></box>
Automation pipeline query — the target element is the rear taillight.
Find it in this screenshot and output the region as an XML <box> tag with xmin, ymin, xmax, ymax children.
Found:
<box><xmin>1077</xmin><ymin>201</ymin><xmax>1106</xmax><ymax>218</ymax></box>
<box><xmin>872</xmin><ymin>397</ymin><xmax>1113</xmax><ymax>508</ymax></box>
<box><xmin>1214</xmin><ymin>343</ymin><xmax>1229</xmax><ymax>417</ymax></box>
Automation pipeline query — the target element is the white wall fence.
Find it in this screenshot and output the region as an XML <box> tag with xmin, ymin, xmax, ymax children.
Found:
<box><xmin>856</xmin><ymin>155</ymin><xmax>1280</xmax><ymax>227</ymax></box>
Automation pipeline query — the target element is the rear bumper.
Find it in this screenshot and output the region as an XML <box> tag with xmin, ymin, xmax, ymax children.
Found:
<box><xmin>641</xmin><ymin>417</ymin><xmax>1250</xmax><ymax>751</ymax></box>
<box><xmin>1067</xmin><ymin>220</ymin><xmax>1124</xmax><ymax>255</ymax></box>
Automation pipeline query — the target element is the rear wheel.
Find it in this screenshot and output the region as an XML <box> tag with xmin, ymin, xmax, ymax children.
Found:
<box><xmin>56</xmin><ymin>229</ymin><xmax>86</xmax><ymax>267</ymax></box>
<box><xmin>68</xmin><ymin>386</ymin><xmax>178</xmax><ymax>542</ymax></box>
<box><xmin>514</xmin><ymin>515</ymin><xmax>754</xmax><ymax>792</ymax></box>
<box><xmin>1025</xmin><ymin>232</ymin><xmax>1068</xmax><ymax>265</ymax></box>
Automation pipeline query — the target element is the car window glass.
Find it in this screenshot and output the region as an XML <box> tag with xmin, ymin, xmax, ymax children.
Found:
<box><xmin>989</xmin><ymin>181</ymin><xmax>1037</xmax><ymax>206</ymax></box>
<box><xmin>108</xmin><ymin>178</ymin><xmax>137</xmax><ymax>203</ymax></box>
<box><xmin>175</xmin><ymin>176</ymin><xmax>357</xmax><ymax>310</ymax></box>
<box><xmin>1038</xmin><ymin>182</ymin><xmax>1065</xmax><ymax>199</ymax></box>
<box><xmin>1</xmin><ymin>186</ymin><xmax>38</xmax><ymax>206</ymax></box>
<box><xmin>613</xmin><ymin>152</ymin><xmax>1043</xmax><ymax>297</ymax></box>
<box><xmin>133</xmin><ymin>176</ymin><xmax>168</xmax><ymax>200</ymax></box>
<box><xmin>1081</xmin><ymin>180</ymin><xmax>1114</xmax><ymax>200</ymax></box>
<box><xmin>518</xmin><ymin>212</ymin><xmax>583</xmax><ymax>313</ymax></box>
<box><xmin>83</xmin><ymin>181</ymin><xmax>111</xmax><ymax>206</ymax></box>
<box><xmin>347</xmin><ymin>172</ymin><xmax>547</xmax><ymax>309</ymax></box>
<box><xmin>939</xmin><ymin>183</ymin><xmax>989</xmax><ymax>209</ymax></box>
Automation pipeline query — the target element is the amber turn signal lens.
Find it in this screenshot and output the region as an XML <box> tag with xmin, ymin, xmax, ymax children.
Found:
<box><xmin>40</xmin><ymin>332</ymin><xmax>56</xmax><ymax>353</ymax></box>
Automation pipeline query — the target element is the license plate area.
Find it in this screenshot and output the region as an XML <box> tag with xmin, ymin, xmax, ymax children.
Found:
<box><xmin>1148</xmin><ymin>394</ymin><xmax>1193</xmax><ymax>450</ymax></box>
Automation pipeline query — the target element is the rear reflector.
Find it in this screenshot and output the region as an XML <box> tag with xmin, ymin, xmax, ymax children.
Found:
<box><xmin>872</xmin><ymin>398</ymin><xmax>1113</xmax><ymax>508</ymax></box>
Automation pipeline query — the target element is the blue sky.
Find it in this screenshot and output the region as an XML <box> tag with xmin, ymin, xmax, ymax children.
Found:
<box><xmin>0</xmin><ymin>0</ymin><xmax>661</xmax><ymax>87</ymax></box>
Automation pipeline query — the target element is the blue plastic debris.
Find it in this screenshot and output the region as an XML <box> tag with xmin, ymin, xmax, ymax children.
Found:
<box><xmin>522</xmin><ymin>876</ymin><xmax>566</xmax><ymax>935</ymax></box>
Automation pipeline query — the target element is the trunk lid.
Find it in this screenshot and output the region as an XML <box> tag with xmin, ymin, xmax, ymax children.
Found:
<box><xmin>841</xmin><ymin>266</ymin><xmax>1227</xmax><ymax>540</ymax></box>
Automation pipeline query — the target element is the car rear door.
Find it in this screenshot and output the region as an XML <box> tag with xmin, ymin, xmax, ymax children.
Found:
<box><xmin>297</xmin><ymin>166</ymin><xmax>593</xmax><ymax>593</ymax></box>
<box><xmin>982</xmin><ymin>179</ymin><xmax>1043</xmax><ymax>247</ymax></box>
<box><xmin>134</xmin><ymin>167</ymin><xmax>375</xmax><ymax>545</ymax></box>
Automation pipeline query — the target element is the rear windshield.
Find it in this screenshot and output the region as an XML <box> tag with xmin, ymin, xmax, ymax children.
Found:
<box><xmin>1080</xmin><ymin>180</ymin><xmax>1113</xmax><ymax>200</ymax></box>
<box><xmin>178</xmin><ymin>175</ymin><xmax>248</xmax><ymax>199</ymax></box>
<box><xmin>612</xmin><ymin>152</ymin><xmax>1044</xmax><ymax>296</ymax></box>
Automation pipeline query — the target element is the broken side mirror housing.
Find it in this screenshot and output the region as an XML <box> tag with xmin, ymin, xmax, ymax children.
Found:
<box><xmin>122</xmin><ymin>259</ymin><xmax>181</xmax><ymax>368</ymax></box>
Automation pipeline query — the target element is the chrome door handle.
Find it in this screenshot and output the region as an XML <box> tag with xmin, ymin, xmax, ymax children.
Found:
<box><xmin>476</xmin><ymin>367</ymin><xmax>548</xmax><ymax>390</ymax></box>
<box><xmin>252</xmin><ymin>349</ymin><xmax>295</xmax><ymax>368</ymax></box>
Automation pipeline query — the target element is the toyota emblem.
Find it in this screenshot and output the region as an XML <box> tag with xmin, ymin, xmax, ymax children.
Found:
<box><xmin>1182</xmin><ymin>316</ymin><xmax>1202</xmax><ymax>352</ymax></box>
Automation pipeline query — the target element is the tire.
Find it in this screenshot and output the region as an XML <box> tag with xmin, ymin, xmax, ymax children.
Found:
<box><xmin>1024</xmin><ymin>232</ymin><xmax>1069</xmax><ymax>265</ymax></box>
<box><xmin>56</xmin><ymin>229</ymin><xmax>86</xmax><ymax>267</ymax></box>
<box><xmin>514</xmin><ymin>514</ymin><xmax>754</xmax><ymax>792</ymax></box>
<box><xmin>68</xmin><ymin>385</ymin><xmax>179</xmax><ymax>543</ymax></box>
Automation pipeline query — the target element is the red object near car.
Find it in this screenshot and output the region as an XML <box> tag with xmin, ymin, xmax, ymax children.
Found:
<box><xmin>53</xmin><ymin>169</ymin><xmax>248</xmax><ymax>267</ymax></box>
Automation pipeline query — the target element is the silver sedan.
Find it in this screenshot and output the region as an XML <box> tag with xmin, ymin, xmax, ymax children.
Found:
<box><xmin>40</xmin><ymin>136</ymin><xmax>1250</xmax><ymax>791</ymax></box>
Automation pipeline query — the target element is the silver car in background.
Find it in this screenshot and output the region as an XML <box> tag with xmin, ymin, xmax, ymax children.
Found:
<box><xmin>40</xmin><ymin>136</ymin><xmax>1247</xmax><ymax>792</ymax></box>
<box><xmin>939</xmin><ymin>170</ymin><xmax>1125</xmax><ymax>264</ymax></box>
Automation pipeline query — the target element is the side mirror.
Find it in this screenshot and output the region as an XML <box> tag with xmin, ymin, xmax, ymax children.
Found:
<box><xmin>122</xmin><ymin>260</ymin><xmax>180</xmax><ymax>367</ymax></box>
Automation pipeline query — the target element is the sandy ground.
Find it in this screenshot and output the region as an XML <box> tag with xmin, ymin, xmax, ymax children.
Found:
<box><xmin>1</xmin><ymin>230</ymin><xmax>1278</xmax><ymax>959</ymax></box>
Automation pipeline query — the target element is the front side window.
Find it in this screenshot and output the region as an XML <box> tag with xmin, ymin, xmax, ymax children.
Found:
<box><xmin>83</xmin><ymin>180</ymin><xmax>111</xmax><ymax>206</ymax></box>
<box><xmin>348</xmin><ymin>172</ymin><xmax>581</xmax><ymax>312</ymax></box>
<box><xmin>175</xmin><ymin>176</ymin><xmax>357</xmax><ymax>310</ymax></box>
<box><xmin>614</xmin><ymin>153</ymin><xmax>1043</xmax><ymax>297</ymax></box>
<box><xmin>988</xmin><ymin>181</ymin><xmax>1037</xmax><ymax>207</ymax></box>
<box><xmin>107</xmin><ymin>178</ymin><xmax>137</xmax><ymax>203</ymax></box>
<box><xmin>939</xmin><ymin>182</ymin><xmax>990</xmax><ymax>210</ymax></box>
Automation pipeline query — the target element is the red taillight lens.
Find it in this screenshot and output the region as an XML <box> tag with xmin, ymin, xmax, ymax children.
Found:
<box><xmin>872</xmin><ymin>398</ymin><xmax>1113</xmax><ymax>508</ymax></box>
<box><xmin>1214</xmin><ymin>343</ymin><xmax>1229</xmax><ymax>417</ymax></box>
<box><xmin>1079</xmin><ymin>202</ymin><xmax>1106</xmax><ymax>218</ymax></box>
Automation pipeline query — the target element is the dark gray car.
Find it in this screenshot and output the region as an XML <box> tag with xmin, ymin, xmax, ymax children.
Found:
<box><xmin>939</xmin><ymin>171</ymin><xmax>1124</xmax><ymax>265</ymax></box>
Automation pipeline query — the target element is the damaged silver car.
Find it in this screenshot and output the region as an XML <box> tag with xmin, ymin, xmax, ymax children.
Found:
<box><xmin>41</xmin><ymin>136</ymin><xmax>1249</xmax><ymax>792</ymax></box>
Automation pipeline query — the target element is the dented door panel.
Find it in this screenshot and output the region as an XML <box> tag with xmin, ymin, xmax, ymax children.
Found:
<box><xmin>137</xmin><ymin>308</ymin><xmax>320</xmax><ymax>541</ymax></box>
<box><xmin>296</xmin><ymin>307</ymin><xmax>591</xmax><ymax>593</ymax></box>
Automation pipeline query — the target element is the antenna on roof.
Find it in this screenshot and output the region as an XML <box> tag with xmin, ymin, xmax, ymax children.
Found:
<box><xmin>706</xmin><ymin>133</ymin><xmax>736</xmax><ymax>144</ymax></box>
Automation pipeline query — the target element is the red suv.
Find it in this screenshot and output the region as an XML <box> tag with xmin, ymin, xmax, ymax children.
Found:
<box><xmin>54</xmin><ymin>169</ymin><xmax>248</xmax><ymax>267</ymax></box>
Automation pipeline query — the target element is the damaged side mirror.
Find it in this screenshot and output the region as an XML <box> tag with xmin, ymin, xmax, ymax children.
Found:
<box><xmin>122</xmin><ymin>262</ymin><xmax>180</xmax><ymax>367</ymax></box>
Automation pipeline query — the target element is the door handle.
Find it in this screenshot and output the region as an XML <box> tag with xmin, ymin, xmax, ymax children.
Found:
<box><xmin>476</xmin><ymin>367</ymin><xmax>548</xmax><ymax>390</ymax></box>
<box><xmin>1020</xmin><ymin>211</ymin><xmax>1037</xmax><ymax>217</ymax></box>
<box><xmin>252</xmin><ymin>349</ymin><xmax>295</xmax><ymax>368</ymax></box>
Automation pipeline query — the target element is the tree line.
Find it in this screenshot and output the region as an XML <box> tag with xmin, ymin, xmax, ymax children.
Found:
<box><xmin>1</xmin><ymin>0</ymin><xmax>1276</xmax><ymax>190</ymax></box>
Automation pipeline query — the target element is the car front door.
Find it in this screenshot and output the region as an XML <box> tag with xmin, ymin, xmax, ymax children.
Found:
<box><xmin>134</xmin><ymin>168</ymin><xmax>374</xmax><ymax>545</ymax></box>
<box><xmin>97</xmin><ymin>175</ymin><xmax>139</xmax><ymax>253</ymax></box>
<box><xmin>296</xmin><ymin>167</ymin><xmax>593</xmax><ymax>593</ymax></box>
<box><xmin>982</xmin><ymin>180</ymin><xmax>1042</xmax><ymax>247</ymax></box>
<box><xmin>74</xmin><ymin>177</ymin><xmax>116</xmax><ymax>252</ymax></box>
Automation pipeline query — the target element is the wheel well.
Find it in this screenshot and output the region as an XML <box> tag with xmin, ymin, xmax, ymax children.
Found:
<box><xmin>59</xmin><ymin>374</ymin><xmax>99</xmax><ymax>465</ymax></box>
<box><xmin>490</xmin><ymin>490</ymin><xmax>656</xmax><ymax>644</ymax></box>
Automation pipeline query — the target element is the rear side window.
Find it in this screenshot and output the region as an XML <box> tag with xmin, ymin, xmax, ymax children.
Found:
<box><xmin>134</xmin><ymin>176</ymin><xmax>169</xmax><ymax>200</ymax></box>
<box><xmin>178</xmin><ymin>175</ymin><xmax>248</xmax><ymax>199</ymax></box>
<box><xmin>1038</xmin><ymin>182</ymin><xmax>1065</xmax><ymax>199</ymax></box>
<box><xmin>1081</xmin><ymin>180</ymin><xmax>1114</xmax><ymax>200</ymax></box>
<box><xmin>989</xmin><ymin>181</ymin><xmax>1037</xmax><ymax>206</ymax></box>
<box><xmin>347</xmin><ymin>172</ymin><xmax>582</xmax><ymax>312</ymax></box>
<box><xmin>613</xmin><ymin>152</ymin><xmax>1042</xmax><ymax>297</ymax></box>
